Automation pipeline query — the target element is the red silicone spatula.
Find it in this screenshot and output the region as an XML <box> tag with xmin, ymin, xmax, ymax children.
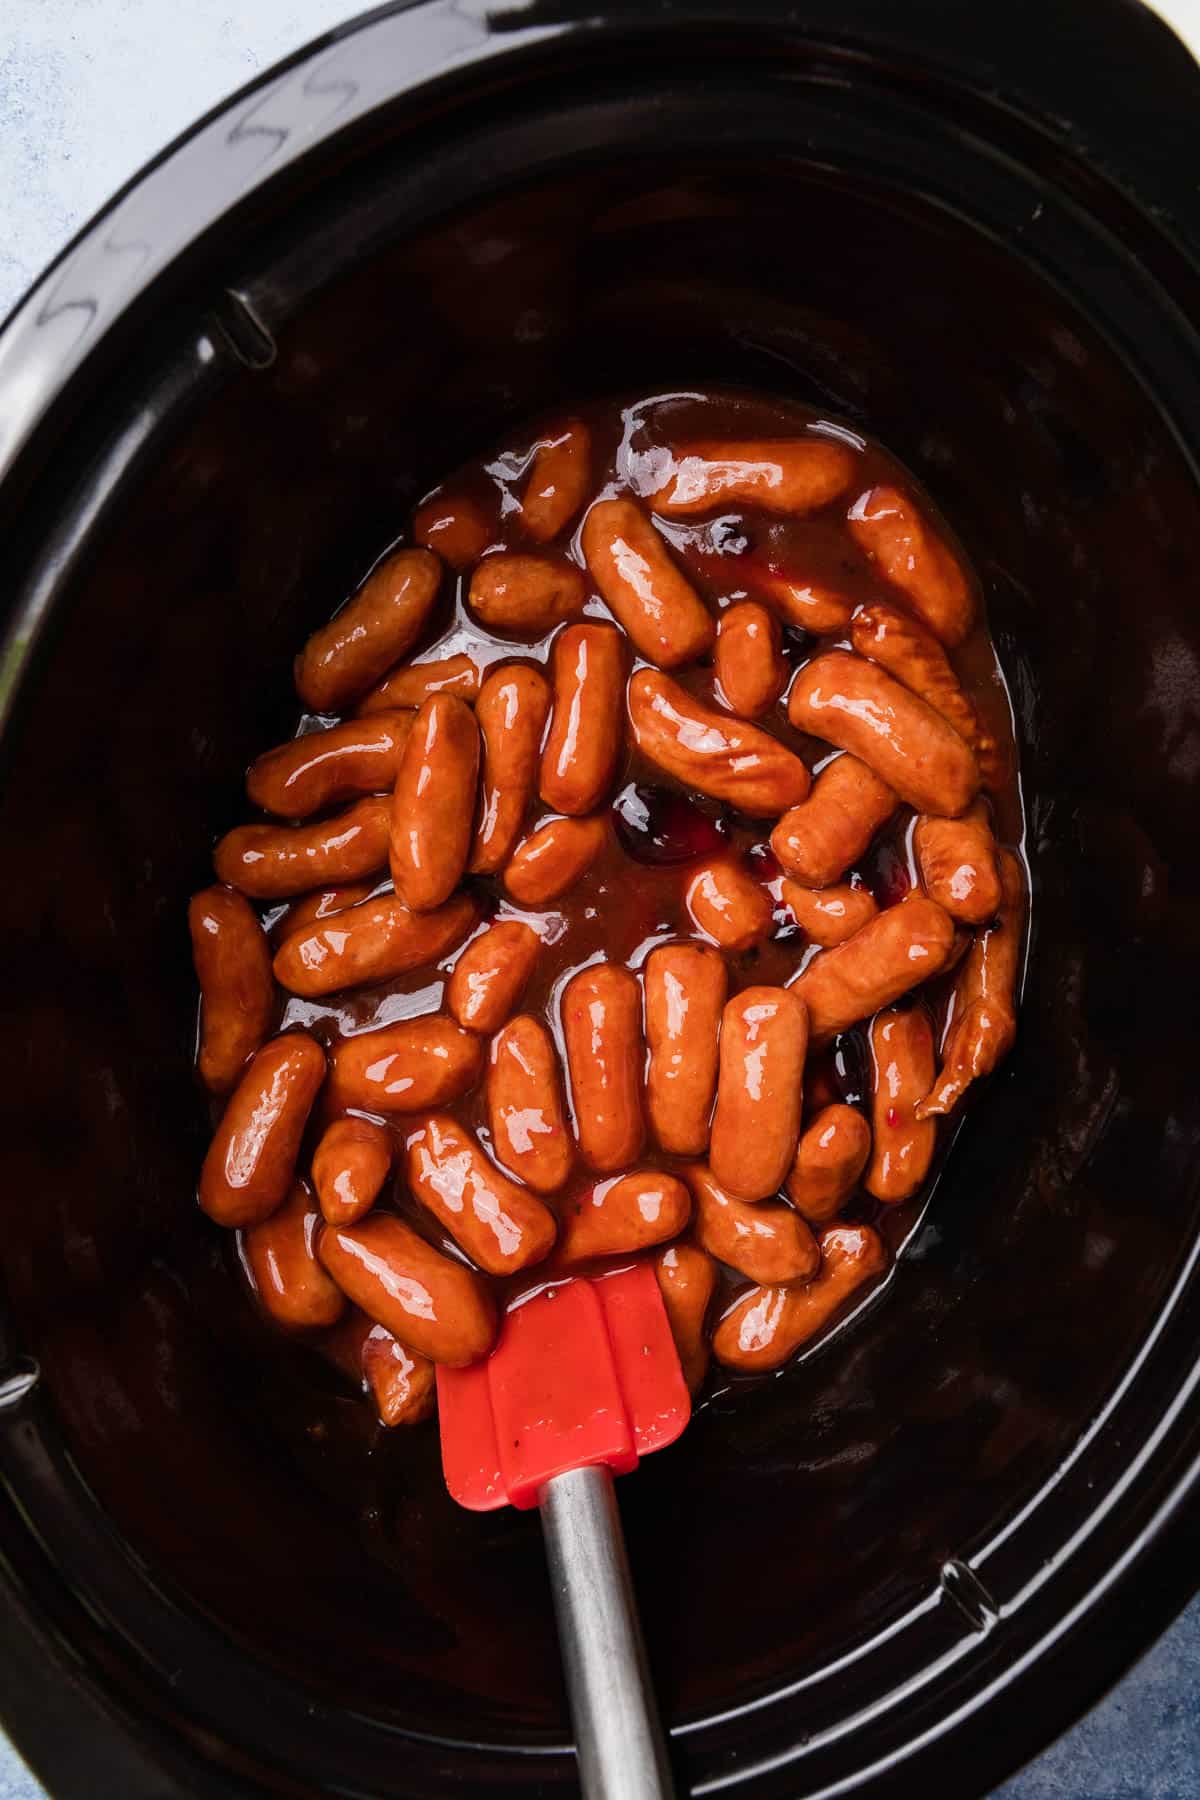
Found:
<box><xmin>437</xmin><ymin>1259</ymin><xmax>690</xmax><ymax>1799</ymax></box>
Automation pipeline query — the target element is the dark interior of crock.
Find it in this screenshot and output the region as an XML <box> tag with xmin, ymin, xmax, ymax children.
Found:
<box><xmin>3</xmin><ymin>123</ymin><xmax>1200</xmax><ymax>1791</ymax></box>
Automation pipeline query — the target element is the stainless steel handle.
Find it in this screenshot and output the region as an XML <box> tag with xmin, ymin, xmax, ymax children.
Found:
<box><xmin>540</xmin><ymin>1465</ymin><xmax>676</xmax><ymax>1800</ymax></box>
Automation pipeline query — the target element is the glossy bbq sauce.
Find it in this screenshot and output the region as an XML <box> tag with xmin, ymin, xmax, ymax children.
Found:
<box><xmin>199</xmin><ymin>385</ymin><xmax>1026</xmax><ymax>1446</ymax></box>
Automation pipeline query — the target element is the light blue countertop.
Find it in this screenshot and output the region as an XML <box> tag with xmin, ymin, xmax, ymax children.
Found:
<box><xmin>2</xmin><ymin>2</ymin><xmax>1199</xmax><ymax>1794</ymax></box>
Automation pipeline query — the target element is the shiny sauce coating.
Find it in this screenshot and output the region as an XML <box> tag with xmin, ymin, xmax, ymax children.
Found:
<box><xmin>193</xmin><ymin>387</ymin><xmax>1026</xmax><ymax>1422</ymax></box>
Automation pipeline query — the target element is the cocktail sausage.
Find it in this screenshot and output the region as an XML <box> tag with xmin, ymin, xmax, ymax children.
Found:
<box><xmin>866</xmin><ymin>1007</ymin><xmax>937</xmax><ymax>1201</ymax></box>
<box><xmin>486</xmin><ymin>1015</ymin><xmax>574</xmax><ymax>1194</ymax></box>
<box><xmin>787</xmin><ymin>652</ymin><xmax>980</xmax><ymax>816</ymax></box>
<box><xmin>214</xmin><ymin>796</ymin><xmax>391</xmax><ymax>899</ymax></box>
<box><xmin>581</xmin><ymin>498</ymin><xmax>715</xmax><ymax>667</ymax></box>
<box><xmin>557</xmin><ymin>1171</ymin><xmax>690</xmax><ymax>1263</ymax></box>
<box><xmin>199</xmin><ymin>1033</ymin><xmax>325</xmax><ymax>1227</ymax></box>
<box><xmin>296</xmin><ymin>548</ymin><xmax>441</xmax><ymax>710</ymax></box>
<box><xmin>712</xmin><ymin>1223</ymin><xmax>887</xmax><ymax>1371</ymax></box>
<box><xmin>446</xmin><ymin>919</ymin><xmax>541</xmax><ymax>1034</ymax></box>
<box><xmin>540</xmin><ymin>623</ymin><xmax>626</xmax><ymax>815</ymax></box>
<box><xmin>770</xmin><ymin>754</ymin><xmax>895</xmax><ymax>887</ymax></box>
<box><xmin>504</xmin><ymin>814</ymin><xmax>607</xmax><ymax>904</ymax></box>
<box><xmin>189</xmin><ymin>885</ymin><xmax>275</xmax><ymax>1093</ymax></box>
<box><xmin>654</xmin><ymin>1243</ymin><xmax>717</xmax><ymax>1394</ymax></box>
<box><xmin>848</xmin><ymin>485</ymin><xmax>974</xmax><ymax>645</ymax></box>
<box><xmin>327</xmin><ymin>1017</ymin><xmax>482</xmax><ymax>1114</ymax></box>
<box><xmin>243</xmin><ymin>1181</ymin><xmax>345</xmax><ymax>1328</ymax></box>
<box><xmin>246</xmin><ymin>712</ymin><xmax>413</xmax><ymax>820</ymax></box>
<box><xmin>404</xmin><ymin>1114</ymin><xmax>557</xmax><ymax>1275</ymax></box>
<box><xmin>389</xmin><ymin>694</ymin><xmax>480</xmax><ymax>910</ymax></box>
<box><xmin>358</xmin><ymin>654</ymin><xmax>480</xmax><ymax>716</ymax></box>
<box><xmin>629</xmin><ymin>669</ymin><xmax>810</xmax><ymax>815</ymax></box>
<box><xmin>917</xmin><ymin>850</ymin><xmax>1025</xmax><ymax>1116</ymax></box>
<box><xmin>714</xmin><ymin>602</ymin><xmax>786</xmax><ymax>718</ymax></box>
<box><xmin>319</xmin><ymin>1214</ymin><xmax>497</xmax><ymax>1366</ymax></box>
<box><xmin>471</xmin><ymin>664</ymin><xmax>552</xmax><ymax>873</ymax></box>
<box><xmin>273</xmin><ymin>891</ymin><xmax>476</xmax><ymax>997</ymax></box>
<box><xmin>781</xmin><ymin>879</ymin><xmax>878</xmax><ymax>947</ymax></box>
<box><xmin>789</xmin><ymin>896</ymin><xmax>955</xmax><ymax>1040</ymax></box>
<box><xmin>709</xmin><ymin>986</ymin><xmax>808</xmax><ymax>1200</ymax></box>
<box><xmin>468</xmin><ymin>553</ymin><xmax>586</xmax><ymax>635</ymax></box>
<box><xmin>651</xmin><ymin>438</ymin><xmax>855</xmax><ymax>517</ymax></box>
<box><xmin>914</xmin><ymin>802</ymin><xmax>1001</xmax><ymax>925</ymax></box>
<box><xmin>684</xmin><ymin>857</ymin><xmax>773</xmax><ymax>951</ymax></box>
<box><xmin>685</xmin><ymin>1163</ymin><xmax>819</xmax><ymax>1285</ymax></box>
<box><xmin>561</xmin><ymin>962</ymin><xmax>645</xmax><ymax>1171</ymax></box>
<box><xmin>786</xmin><ymin>1104</ymin><xmax>871</xmax><ymax>1222</ymax></box>
<box><xmin>644</xmin><ymin>942</ymin><xmax>726</xmax><ymax>1155</ymax></box>
<box><xmin>518</xmin><ymin>420</ymin><xmax>591</xmax><ymax>542</ymax></box>
<box><xmin>311</xmin><ymin>1117</ymin><xmax>393</xmax><ymax>1226</ymax></box>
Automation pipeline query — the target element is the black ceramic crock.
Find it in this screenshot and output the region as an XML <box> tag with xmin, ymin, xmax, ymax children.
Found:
<box><xmin>2</xmin><ymin>1</ymin><xmax>1199</xmax><ymax>1794</ymax></box>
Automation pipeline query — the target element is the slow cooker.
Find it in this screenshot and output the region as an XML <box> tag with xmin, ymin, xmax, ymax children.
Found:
<box><xmin>2</xmin><ymin>1</ymin><xmax>1199</xmax><ymax>1793</ymax></box>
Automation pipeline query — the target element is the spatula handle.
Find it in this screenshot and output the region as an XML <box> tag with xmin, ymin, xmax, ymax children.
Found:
<box><xmin>540</xmin><ymin>1465</ymin><xmax>676</xmax><ymax>1799</ymax></box>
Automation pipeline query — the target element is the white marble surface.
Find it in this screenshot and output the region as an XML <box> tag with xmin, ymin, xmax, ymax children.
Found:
<box><xmin>1</xmin><ymin>3</ymin><xmax>1199</xmax><ymax>1797</ymax></box>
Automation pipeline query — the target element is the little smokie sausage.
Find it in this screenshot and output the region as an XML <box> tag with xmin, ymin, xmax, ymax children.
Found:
<box><xmin>412</xmin><ymin>491</ymin><xmax>493</xmax><ymax>569</ymax></box>
<box><xmin>644</xmin><ymin>942</ymin><xmax>727</xmax><ymax>1155</ymax></box>
<box><xmin>404</xmin><ymin>1114</ymin><xmax>557</xmax><ymax>1275</ymax></box>
<box><xmin>311</xmin><ymin>1117</ymin><xmax>393</xmax><ymax>1226</ymax></box>
<box><xmin>446</xmin><ymin>919</ymin><xmax>541</xmax><ymax>1034</ymax></box>
<box><xmin>558</xmin><ymin>1170</ymin><xmax>691</xmax><ymax>1264</ymax></box>
<box><xmin>848</xmin><ymin>485</ymin><xmax>974</xmax><ymax>646</ymax></box>
<box><xmin>714</xmin><ymin>602</ymin><xmax>786</xmax><ymax>718</ymax></box>
<box><xmin>651</xmin><ymin>438</ymin><xmax>855</xmax><ymax>517</ymax></box>
<box><xmin>712</xmin><ymin>1223</ymin><xmax>886</xmax><ymax>1372</ymax></box>
<box><xmin>273</xmin><ymin>891</ymin><xmax>477</xmax><ymax>998</ymax></box>
<box><xmin>389</xmin><ymin>694</ymin><xmax>480</xmax><ymax>911</ymax></box>
<box><xmin>918</xmin><ymin>849</ymin><xmax>1024</xmax><ymax>1117</ymax></box>
<box><xmin>561</xmin><ymin>962</ymin><xmax>645</xmax><ymax>1171</ymax></box>
<box><xmin>242</xmin><ymin>1181</ymin><xmax>345</xmax><ymax>1328</ymax></box>
<box><xmin>246</xmin><ymin>712</ymin><xmax>413</xmax><ymax>820</ymax></box>
<box><xmin>581</xmin><ymin>498</ymin><xmax>715</xmax><ymax>668</ymax></box>
<box><xmin>709</xmin><ymin>987</ymin><xmax>808</xmax><ymax>1201</ymax></box>
<box><xmin>271</xmin><ymin>881</ymin><xmax>376</xmax><ymax>946</ymax></box>
<box><xmin>734</xmin><ymin>552</ymin><xmax>854</xmax><ymax>634</ymax></box>
<box><xmin>319</xmin><ymin>1213</ymin><xmax>497</xmax><ymax>1365</ymax></box>
<box><xmin>327</xmin><ymin>1017</ymin><xmax>483</xmax><ymax>1114</ymax></box>
<box><xmin>914</xmin><ymin>802</ymin><xmax>1002</xmax><ymax>925</ymax></box>
<box><xmin>684</xmin><ymin>857</ymin><xmax>773</xmax><ymax>951</ymax></box>
<box><xmin>629</xmin><ymin>669</ymin><xmax>810</xmax><ymax>815</ymax></box>
<box><xmin>214</xmin><ymin>796</ymin><xmax>391</xmax><ymax>899</ymax></box>
<box><xmin>771</xmin><ymin>754</ymin><xmax>895</xmax><ymax>888</ymax></box>
<box><xmin>468</xmin><ymin>553</ymin><xmax>586</xmax><ymax>635</ymax></box>
<box><xmin>866</xmin><ymin>1006</ymin><xmax>937</xmax><ymax>1202</ymax></box>
<box><xmin>486</xmin><ymin>1015</ymin><xmax>573</xmax><ymax>1194</ymax></box>
<box><xmin>358</xmin><ymin>654</ymin><xmax>480</xmax><ymax>716</ymax></box>
<box><xmin>188</xmin><ymin>885</ymin><xmax>275</xmax><ymax>1094</ymax></box>
<box><xmin>685</xmin><ymin>1163</ymin><xmax>819</xmax><ymax>1286</ymax></box>
<box><xmin>199</xmin><ymin>1033</ymin><xmax>325</xmax><ymax>1227</ymax></box>
<box><xmin>321</xmin><ymin>1310</ymin><xmax>436</xmax><ymax>1426</ymax></box>
<box><xmin>788</xmin><ymin>652</ymin><xmax>980</xmax><ymax>817</ymax></box>
<box><xmin>789</xmin><ymin>895</ymin><xmax>955</xmax><ymax>1041</ymax></box>
<box><xmin>782</xmin><ymin>879</ymin><xmax>878</xmax><ymax>947</ymax></box>
<box><xmin>504</xmin><ymin>814</ymin><xmax>607</xmax><ymax>904</ymax></box>
<box><xmin>518</xmin><ymin>420</ymin><xmax>591</xmax><ymax>541</ymax></box>
<box><xmin>786</xmin><ymin>1104</ymin><xmax>872</xmax><ymax>1222</ymax></box>
<box><xmin>362</xmin><ymin>1326</ymin><xmax>436</xmax><ymax>1425</ymax></box>
<box><xmin>470</xmin><ymin>664</ymin><xmax>552</xmax><ymax>874</ymax></box>
<box><xmin>540</xmin><ymin>623</ymin><xmax>627</xmax><ymax>814</ymax></box>
<box><xmin>850</xmin><ymin>599</ymin><xmax>1001</xmax><ymax>784</ymax></box>
<box><xmin>295</xmin><ymin>548</ymin><xmax>441</xmax><ymax>711</ymax></box>
<box><xmin>655</xmin><ymin>1243</ymin><xmax>718</xmax><ymax>1394</ymax></box>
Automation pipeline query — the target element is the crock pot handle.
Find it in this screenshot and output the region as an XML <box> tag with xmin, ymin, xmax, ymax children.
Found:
<box><xmin>540</xmin><ymin>1464</ymin><xmax>676</xmax><ymax>1798</ymax></box>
